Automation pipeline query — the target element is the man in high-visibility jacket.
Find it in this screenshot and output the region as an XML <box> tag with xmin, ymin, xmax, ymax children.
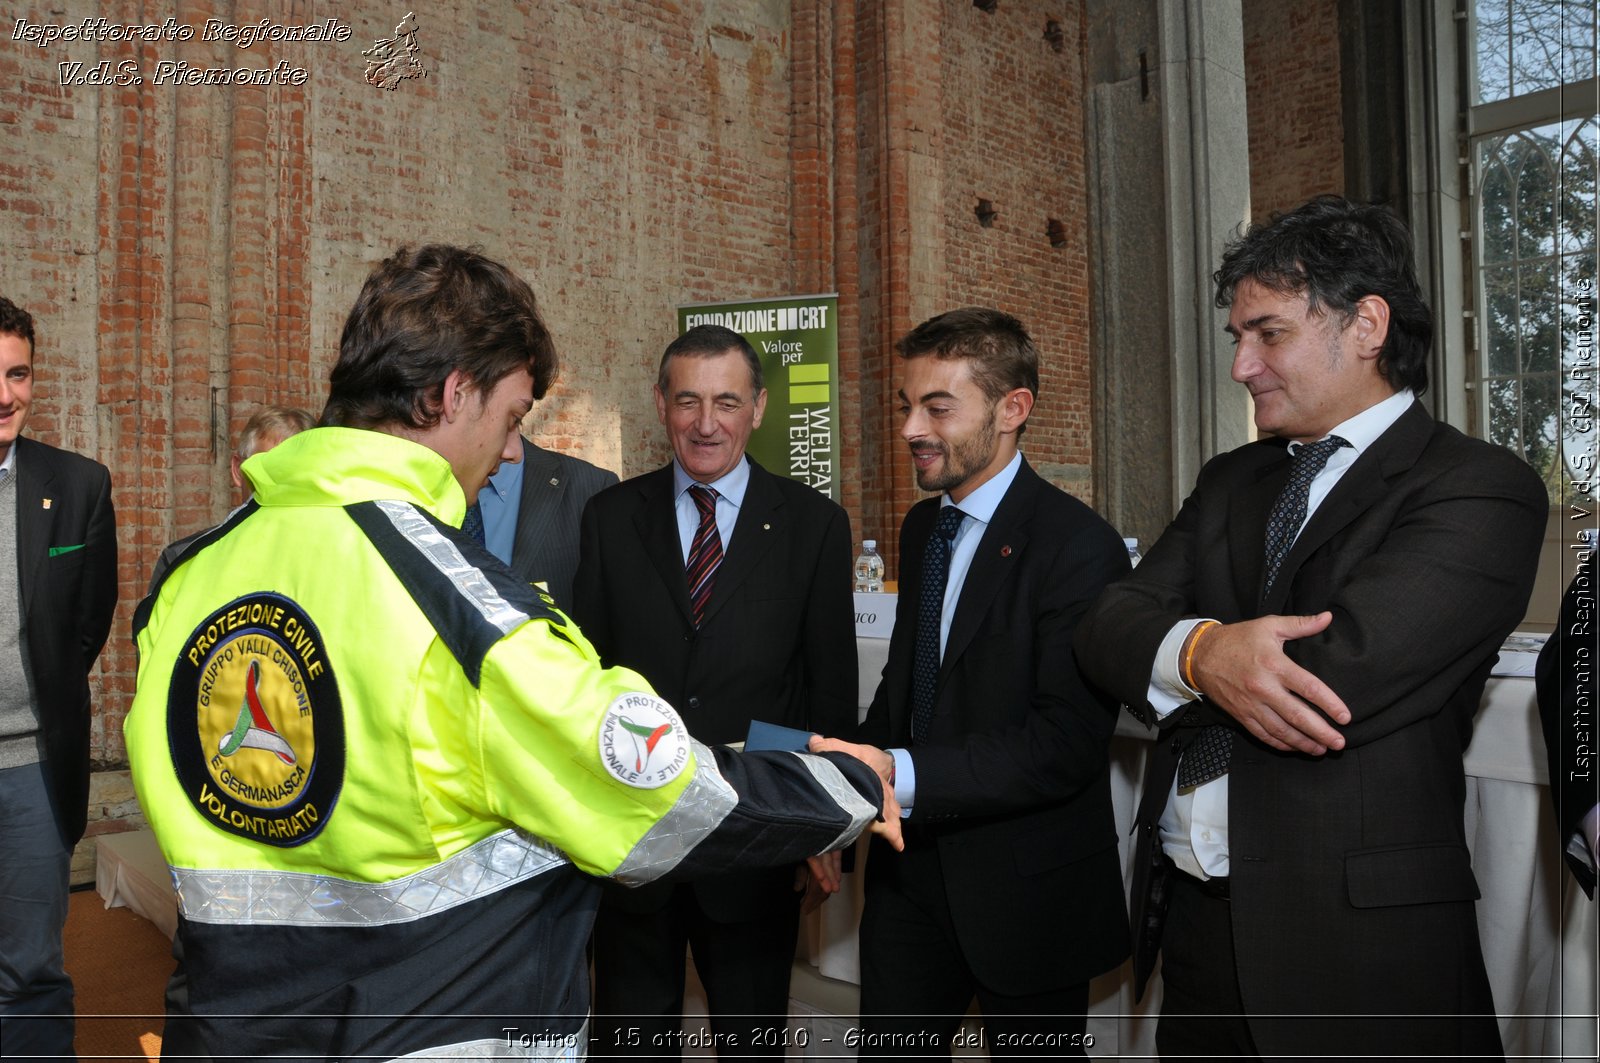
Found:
<box><xmin>126</xmin><ymin>245</ymin><xmax>897</xmax><ymax>1061</ymax></box>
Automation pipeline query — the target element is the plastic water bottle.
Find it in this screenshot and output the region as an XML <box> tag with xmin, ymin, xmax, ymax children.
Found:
<box><xmin>854</xmin><ymin>540</ymin><xmax>885</xmax><ymax>592</ymax></box>
<box><xmin>1123</xmin><ymin>537</ymin><xmax>1142</xmax><ymax>567</ymax></box>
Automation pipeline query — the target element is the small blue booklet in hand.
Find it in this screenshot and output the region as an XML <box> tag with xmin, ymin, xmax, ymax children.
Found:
<box><xmin>747</xmin><ymin>720</ymin><xmax>861</xmax><ymax>873</ymax></box>
<box><xmin>744</xmin><ymin>720</ymin><xmax>814</xmax><ymax>752</ymax></box>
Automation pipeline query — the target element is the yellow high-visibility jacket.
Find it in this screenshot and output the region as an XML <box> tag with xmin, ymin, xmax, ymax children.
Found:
<box><xmin>127</xmin><ymin>427</ymin><xmax>878</xmax><ymax>1061</ymax></box>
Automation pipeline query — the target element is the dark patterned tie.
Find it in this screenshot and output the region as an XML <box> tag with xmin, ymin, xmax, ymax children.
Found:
<box><xmin>910</xmin><ymin>506</ymin><xmax>967</xmax><ymax>742</ymax></box>
<box><xmin>1262</xmin><ymin>435</ymin><xmax>1350</xmax><ymax>594</ymax></box>
<box><xmin>686</xmin><ymin>485</ymin><xmax>722</xmax><ymax>627</ymax></box>
<box><xmin>462</xmin><ymin>501</ymin><xmax>486</xmax><ymax>545</ymax></box>
<box><xmin>1178</xmin><ymin>434</ymin><xmax>1351</xmax><ymax>789</ymax></box>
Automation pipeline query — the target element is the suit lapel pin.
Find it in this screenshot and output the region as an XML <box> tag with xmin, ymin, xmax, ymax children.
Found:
<box><xmin>762</xmin><ymin>523</ymin><xmax>771</xmax><ymax>530</ymax></box>
<box><xmin>1000</xmin><ymin>544</ymin><xmax>1012</xmax><ymax>557</ymax></box>
<box><xmin>549</xmin><ymin>477</ymin><xmax>560</xmax><ymax>487</ymax></box>
<box><xmin>42</xmin><ymin>498</ymin><xmax>52</xmax><ymax>509</ymax></box>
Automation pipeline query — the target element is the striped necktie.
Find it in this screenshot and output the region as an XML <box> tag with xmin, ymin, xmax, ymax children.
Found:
<box><xmin>686</xmin><ymin>485</ymin><xmax>722</xmax><ymax>626</ymax></box>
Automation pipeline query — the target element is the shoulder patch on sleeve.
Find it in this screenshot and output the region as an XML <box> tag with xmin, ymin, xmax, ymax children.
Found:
<box><xmin>597</xmin><ymin>692</ymin><xmax>691</xmax><ymax>788</ymax></box>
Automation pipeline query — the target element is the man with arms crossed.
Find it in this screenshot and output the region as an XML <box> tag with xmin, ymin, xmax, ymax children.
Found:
<box><xmin>1076</xmin><ymin>196</ymin><xmax>1546</xmax><ymax>1059</ymax></box>
<box><xmin>126</xmin><ymin>247</ymin><xmax>895</xmax><ymax>1061</ymax></box>
<box><xmin>813</xmin><ymin>308</ymin><xmax>1130</xmax><ymax>1057</ymax></box>
<box><xmin>573</xmin><ymin>324</ymin><xmax>857</xmax><ymax>1058</ymax></box>
<box><xmin>0</xmin><ymin>295</ymin><xmax>118</xmax><ymax>1063</ymax></box>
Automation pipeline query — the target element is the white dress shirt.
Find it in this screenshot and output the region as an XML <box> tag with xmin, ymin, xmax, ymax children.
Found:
<box><xmin>670</xmin><ymin>456</ymin><xmax>751</xmax><ymax>562</ymax></box>
<box><xmin>889</xmin><ymin>450</ymin><xmax>1023</xmax><ymax>811</ymax></box>
<box><xmin>1149</xmin><ymin>389</ymin><xmax>1415</xmax><ymax>878</ymax></box>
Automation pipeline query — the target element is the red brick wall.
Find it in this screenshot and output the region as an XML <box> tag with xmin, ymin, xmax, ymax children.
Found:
<box><xmin>845</xmin><ymin>0</ymin><xmax>1096</xmax><ymax>567</ymax></box>
<box><xmin>1243</xmin><ymin>0</ymin><xmax>1345</xmax><ymax>218</ymax></box>
<box><xmin>0</xmin><ymin>0</ymin><xmax>1097</xmax><ymax>766</ymax></box>
<box><xmin>940</xmin><ymin>0</ymin><xmax>1094</xmax><ymax>492</ymax></box>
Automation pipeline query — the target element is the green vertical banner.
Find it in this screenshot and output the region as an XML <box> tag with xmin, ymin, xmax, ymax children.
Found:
<box><xmin>677</xmin><ymin>294</ymin><xmax>841</xmax><ymax>501</ymax></box>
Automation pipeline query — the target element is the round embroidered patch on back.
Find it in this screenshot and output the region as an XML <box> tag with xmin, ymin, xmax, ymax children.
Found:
<box><xmin>598</xmin><ymin>692</ymin><xmax>691</xmax><ymax>789</ymax></box>
<box><xmin>166</xmin><ymin>592</ymin><xmax>345</xmax><ymax>846</ymax></box>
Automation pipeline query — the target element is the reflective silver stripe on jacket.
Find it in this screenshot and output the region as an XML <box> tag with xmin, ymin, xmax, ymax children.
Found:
<box><xmin>375</xmin><ymin>498</ymin><xmax>526</xmax><ymax>636</ymax></box>
<box><xmin>609</xmin><ymin>739</ymin><xmax>737</xmax><ymax>886</ymax></box>
<box><xmin>172</xmin><ymin>829</ymin><xmax>567</xmax><ymax>926</ymax></box>
<box><xmin>793</xmin><ymin>750</ymin><xmax>877</xmax><ymax>852</ymax></box>
<box><xmin>397</xmin><ymin>1022</ymin><xmax>587</xmax><ymax>1061</ymax></box>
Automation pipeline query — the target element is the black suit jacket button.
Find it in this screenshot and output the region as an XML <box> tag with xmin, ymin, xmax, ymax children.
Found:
<box><xmin>687</xmin><ymin>696</ymin><xmax>701</xmax><ymax>709</ymax></box>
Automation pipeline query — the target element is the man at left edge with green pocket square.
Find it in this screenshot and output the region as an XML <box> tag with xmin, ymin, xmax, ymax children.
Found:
<box><xmin>0</xmin><ymin>294</ymin><xmax>118</xmax><ymax>1063</ymax></box>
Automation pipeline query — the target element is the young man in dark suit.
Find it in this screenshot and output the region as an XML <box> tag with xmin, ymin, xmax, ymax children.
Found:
<box><xmin>572</xmin><ymin>324</ymin><xmax>857</xmax><ymax>1058</ymax></box>
<box><xmin>0</xmin><ymin>295</ymin><xmax>118</xmax><ymax>1062</ymax></box>
<box><xmin>1075</xmin><ymin>196</ymin><xmax>1547</xmax><ymax>1059</ymax></box>
<box><xmin>812</xmin><ymin>307</ymin><xmax>1131</xmax><ymax>1057</ymax></box>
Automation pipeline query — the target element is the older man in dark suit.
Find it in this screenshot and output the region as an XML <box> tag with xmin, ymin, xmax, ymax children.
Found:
<box><xmin>0</xmin><ymin>295</ymin><xmax>118</xmax><ymax>1062</ymax></box>
<box><xmin>1075</xmin><ymin>196</ymin><xmax>1547</xmax><ymax>1059</ymax></box>
<box><xmin>812</xmin><ymin>307</ymin><xmax>1130</xmax><ymax>1057</ymax></box>
<box><xmin>572</xmin><ymin>324</ymin><xmax>856</xmax><ymax>1058</ymax></box>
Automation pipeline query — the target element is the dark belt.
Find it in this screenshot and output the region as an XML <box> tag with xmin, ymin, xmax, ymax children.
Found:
<box><xmin>1165</xmin><ymin>856</ymin><xmax>1230</xmax><ymax>900</ymax></box>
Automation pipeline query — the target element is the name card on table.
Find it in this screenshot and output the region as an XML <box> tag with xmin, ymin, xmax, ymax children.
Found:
<box><xmin>853</xmin><ymin>592</ymin><xmax>896</xmax><ymax>639</ymax></box>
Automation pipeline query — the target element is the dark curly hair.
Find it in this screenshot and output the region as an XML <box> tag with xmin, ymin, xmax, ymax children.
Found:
<box><xmin>895</xmin><ymin>307</ymin><xmax>1039</xmax><ymax>435</ymax></box>
<box><xmin>323</xmin><ymin>245</ymin><xmax>557</xmax><ymax>430</ymax></box>
<box><xmin>0</xmin><ymin>296</ymin><xmax>36</xmax><ymax>352</ymax></box>
<box><xmin>1214</xmin><ymin>195</ymin><xmax>1431</xmax><ymax>396</ymax></box>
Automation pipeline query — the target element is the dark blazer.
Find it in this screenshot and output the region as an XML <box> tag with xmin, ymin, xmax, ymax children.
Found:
<box><xmin>1076</xmin><ymin>401</ymin><xmax>1546</xmax><ymax>1058</ymax></box>
<box><xmin>858</xmin><ymin>457</ymin><xmax>1131</xmax><ymax>995</ymax></box>
<box><xmin>571</xmin><ymin>457</ymin><xmax>857</xmax><ymax>919</ymax></box>
<box><xmin>507</xmin><ymin>439</ymin><xmax>617</xmax><ymax>608</ymax></box>
<box><xmin>13</xmin><ymin>436</ymin><xmax>118</xmax><ymax>845</ymax></box>
<box><xmin>1536</xmin><ymin>557</ymin><xmax>1598</xmax><ymax>898</ymax></box>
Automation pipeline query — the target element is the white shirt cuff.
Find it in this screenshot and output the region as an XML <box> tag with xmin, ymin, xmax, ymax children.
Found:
<box><xmin>889</xmin><ymin>747</ymin><xmax>915</xmax><ymax>818</ymax></box>
<box><xmin>1148</xmin><ymin>618</ymin><xmax>1212</xmax><ymax>718</ymax></box>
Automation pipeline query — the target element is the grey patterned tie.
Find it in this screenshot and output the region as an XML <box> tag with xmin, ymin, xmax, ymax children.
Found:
<box><xmin>1262</xmin><ymin>435</ymin><xmax>1350</xmax><ymax>594</ymax></box>
<box><xmin>1178</xmin><ymin>434</ymin><xmax>1350</xmax><ymax>789</ymax></box>
<box><xmin>911</xmin><ymin>506</ymin><xmax>967</xmax><ymax>743</ymax></box>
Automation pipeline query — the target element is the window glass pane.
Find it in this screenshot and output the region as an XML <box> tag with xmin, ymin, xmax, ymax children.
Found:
<box><xmin>1509</xmin><ymin>0</ymin><xmax>1577</xmax><ymax>95</ymax></box>
<box><xmin>1481</xmin><ymin>140</ymin><xmax>1517</xmax><ymax>263</ymax></box>
<box><xmin>1523</xmin><ymin>259</ymin><xmax>1560</xmax><ymax>372</ymax></box>
<box><xmin>1488</xmin><ymin>377</ymin><xmax>1523</xmax><ymax>455</ymax></box>
<box><xmin>1485</xmin><ymin>264</ymin><xmax>1522</xmax><ymax>375</ymax></box>
<box><xmin>1474</xmin><ymin>0</ymin><xmax>1597</xmax><ymax>102</ymax></box>
<box><xmin>1476</xmin><ymin>0</ymin><xmax>1513</xmax><ymax>103</ymax></box>
<box><xmin>1516</xmin><ymin>132</ymin><xmax>1559</xmax><ymax>258</ymax></box>
<box><xmin>1559</xmin><ymin>118</ymin><xmax>1598</xmax><ymax>255</ymax></box>
<box><xmin>1523</xmin><ymin>373</ymin><xmax>1561</xmax><ymax>488</ymax></box>
<box><xmin>1558</xmin><ymin>0</ymin><xmax>1598</xmax><ymax>83</ymax></box>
